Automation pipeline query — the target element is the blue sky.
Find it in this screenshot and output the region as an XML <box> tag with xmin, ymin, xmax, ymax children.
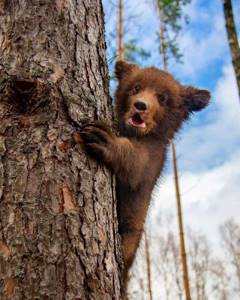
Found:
<box><xmin>102</xmin><ymin>0</ymin><xmax>240</xmax><ymax>266</ymax></box>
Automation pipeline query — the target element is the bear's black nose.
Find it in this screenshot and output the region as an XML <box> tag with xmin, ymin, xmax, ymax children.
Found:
<box><xmin>134</xmin><ymin>101</ymin><xmax>147</xmax><ymax>111</ymax></box>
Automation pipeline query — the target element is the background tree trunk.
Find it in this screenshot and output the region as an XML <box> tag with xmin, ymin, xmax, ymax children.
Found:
<box><xmin>0</xmin><ymin>1</ymin><xmax>121</xmax><ymax>299</ymax></box>
<box><xmin>222</xmin><ymin>0</ymin><xmax>240</xmax><ymax>99</ymax></box>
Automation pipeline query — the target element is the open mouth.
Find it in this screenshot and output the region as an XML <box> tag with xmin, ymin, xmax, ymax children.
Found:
<box><xmin>128</xmin><ymin>113</ymin><xmax>146</xmax><ymax>128</ymax></box>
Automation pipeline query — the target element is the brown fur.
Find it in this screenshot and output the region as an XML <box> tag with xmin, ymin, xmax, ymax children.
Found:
<box><xmin>80</xmin><ymin>61</ymin><xmax>210</xmax><ymax>295</ymax></box>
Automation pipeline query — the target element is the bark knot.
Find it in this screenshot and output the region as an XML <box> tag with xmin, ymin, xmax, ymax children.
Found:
<box><xmin>2</xmin><ymin>78</ymin><xmax>50</xmax><ymax>115</ymax></box>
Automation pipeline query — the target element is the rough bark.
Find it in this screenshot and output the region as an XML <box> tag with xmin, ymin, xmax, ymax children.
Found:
<box><xmin>0</xmin><ymin>1</ymin><xmax>121</xmax><ymax>299</ymax></box>
<box><xmin>223</xmin><ymin>0</ymin><xmax>240</xmax><ymax>99</ymax></box>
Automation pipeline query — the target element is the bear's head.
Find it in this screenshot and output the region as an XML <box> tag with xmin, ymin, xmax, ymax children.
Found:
<box><xmin>115</xmin><ymin>61</ymin><xmax>210</xmax><ymax>141</ymax></box>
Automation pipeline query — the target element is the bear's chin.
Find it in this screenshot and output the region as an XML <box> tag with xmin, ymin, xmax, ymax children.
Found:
<box><xmin>121</xmin><ymin>122</ymin><xmax>149</xmax><ymax>137</ymax></box>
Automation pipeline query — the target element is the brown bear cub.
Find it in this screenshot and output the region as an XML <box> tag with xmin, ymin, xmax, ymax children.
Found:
<box><xmin>80</xmin><ymin>61</ymin><xmax>210</xmax><ymax>291</ymax></box>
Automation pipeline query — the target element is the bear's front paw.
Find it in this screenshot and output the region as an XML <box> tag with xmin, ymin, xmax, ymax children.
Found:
<box><xmin>80</xmin><ymin>122</ymin><xmax>115</xmax><ymax>163</ymax></box>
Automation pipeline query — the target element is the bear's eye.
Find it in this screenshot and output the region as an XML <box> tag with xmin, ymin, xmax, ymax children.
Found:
<box><xmin>132</xmin><ymin>83</ymin><xmax>141</xmax><ymax>94</ymax></box>
<box><xmin>157</xmin><ymin>93</ymin><xmax>168</xmax><ymax>105</ymax></box>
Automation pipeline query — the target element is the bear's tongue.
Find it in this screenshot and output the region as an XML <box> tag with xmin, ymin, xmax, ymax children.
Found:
<box><xmin>129</xmin><ymin>113</ymin><xmax>146</xmax><ymax>128</ymax></box>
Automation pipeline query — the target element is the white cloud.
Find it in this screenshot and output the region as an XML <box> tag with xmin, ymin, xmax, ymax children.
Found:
<box><xmin>150</xmin><ymin>149</ymin><xmax>240</xmax><ymax>243</ymax></box>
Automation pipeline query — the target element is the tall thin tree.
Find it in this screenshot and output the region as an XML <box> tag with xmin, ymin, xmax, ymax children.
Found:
<box><xmin>144</xmin><ymin>230</ymin><xmax>153</xmax><ymax>300</ymax></box>
<box><xmin>156</xmin><ymin>1</ymin><xmax>192</xmax><ymax>299</ymax></box>
<box><xmin>118</xmin><ymin>0</ymin><xmax>123</xmax><ymax>61</ymax></box>
<box><xmin>222</xmin><ymin>0</ymin><xmax>240</xmax><ymax>98</ymax></box>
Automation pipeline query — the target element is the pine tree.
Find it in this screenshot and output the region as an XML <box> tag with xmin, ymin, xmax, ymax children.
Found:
<box><xmin>0</xmin><ymin>1</ymin><xmax>121</xmax><ymax>299</ymax></box>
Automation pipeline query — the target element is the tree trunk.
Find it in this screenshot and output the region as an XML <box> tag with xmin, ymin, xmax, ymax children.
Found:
<box><xmin>223</xmin><ymin>0</ymin><xmax>240</xmax><ymax>99</ymax></box>
<box><xmin>0</xmin><ymin>1</ymin><xmax>121</xmax><ymax>299</ymax></box>
<box><xmin>144</xmin><ymin>230</ymin><xmax>153</xmax><ymax>300</ymax></box>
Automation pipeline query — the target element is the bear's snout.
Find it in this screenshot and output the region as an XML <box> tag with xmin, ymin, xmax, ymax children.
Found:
<box><xmin>134</xmin><ymin>101</ymin><xmax>147</xmax><ymax>111</ymax></box>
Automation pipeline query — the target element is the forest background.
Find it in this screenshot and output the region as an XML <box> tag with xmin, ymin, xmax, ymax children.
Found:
<box><xmin>102</xmin><ymin>0</ymin><xmax>240</xmax><ymax>299</ymax></box>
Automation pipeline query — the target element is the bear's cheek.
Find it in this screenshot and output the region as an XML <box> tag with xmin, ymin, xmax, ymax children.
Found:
<box><xmin>149</xmin><ymin>99</ymin><xmax>165</xmax><ymax>122</ymax></box>
<box><xmin>143</xmin><ymin>108</ymin><xmax>162</xmax><ymax>133</ymax></box>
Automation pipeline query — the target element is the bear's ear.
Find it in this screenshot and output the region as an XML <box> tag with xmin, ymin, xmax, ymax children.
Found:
<box><xmin>115</xmin><ymin>61</ymin><xmax>139</xmax><ymax>81</ymax></box>
<box><xmin>182</xmin><ymin>86</ymin><xmax>211</xmax><ymax>111</ymax></box>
